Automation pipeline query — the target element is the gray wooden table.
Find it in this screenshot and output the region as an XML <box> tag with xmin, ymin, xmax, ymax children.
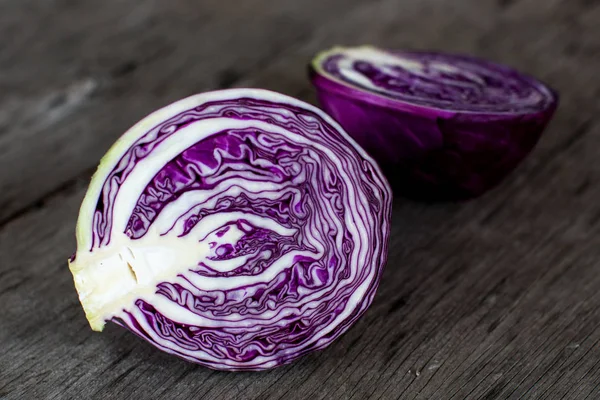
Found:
<box><xmin>1</xmin><ymin>0</ymin><xmax>600</xmax><ymax>398</ymax></box>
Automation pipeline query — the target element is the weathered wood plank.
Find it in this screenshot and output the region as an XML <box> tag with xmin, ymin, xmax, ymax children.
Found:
<box><xmin>1</xmin><ymin>0</ymin><xmax>600</xmax><ymax>399</ymax></box>
<box><xmin>0</xmin><ymin>0</ymin><xmax>375</xmax><ymax>224</ymax></box>
<box><xmin>1</xmin><ymin>117</ymin><xmax>600</xmax><ymax>399</ymax></box>
<box><xmin>3</xmin><ymin>0</ymin><xmax>599</xmax><ymax>227</ymax></box>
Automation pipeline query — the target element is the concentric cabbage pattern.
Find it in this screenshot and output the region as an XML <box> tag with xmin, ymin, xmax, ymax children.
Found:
<box><xmin>69</xmin><ymin>89</ymin><xmax>392</xmax><ymax>370</ymax></box>
<box><xmin>318</xmin><ymin>46</ymin><xmax>555</xmax><ymax>113</ymax></box>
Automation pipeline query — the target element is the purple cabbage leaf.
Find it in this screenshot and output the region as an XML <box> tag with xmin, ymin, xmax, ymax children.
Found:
<box><xmin>309</xmin><ymin>46</ymin><xmax>558</xmax><ymax>200</ymax></box>
<box><xmin>68</xmin><ymin>88</ymin><xmax>392</xmax><ymax>371</ymax></box>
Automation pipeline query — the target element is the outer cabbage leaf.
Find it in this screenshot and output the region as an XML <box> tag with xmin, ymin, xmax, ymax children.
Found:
<box><xmin>310</xmin><ymin>46</ymin><xmax>558</xmax><ymax>200</ymax></box>
<box><xmin>68</xmin><ymin>88</ymin><xmax>392</xmax><ymax>371</ymax></box>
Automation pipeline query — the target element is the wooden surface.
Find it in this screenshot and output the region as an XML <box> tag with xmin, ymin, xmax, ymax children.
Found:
<box><xmin>1</xmin><ymin>0</ymin><xmax>600</xmax><ymax>398</ymax></box>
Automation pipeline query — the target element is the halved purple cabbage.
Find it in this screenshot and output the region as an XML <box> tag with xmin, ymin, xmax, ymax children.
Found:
<box><xmin>309</xmin><ymin>46</ymin><xmax>558</xmax><ymax>200</ymax></box>
<box><xmin>68</xmin><ymin>89</ymin><xmax>392</xmax><ymax>371</ymax></box>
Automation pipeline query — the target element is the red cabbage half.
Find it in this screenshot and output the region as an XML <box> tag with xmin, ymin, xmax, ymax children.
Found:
<box><xmin>309</xmin><ymin>46</ymin><xmax>558</xmax><ymax>200</ymax></box>
<box><xmin>68</xmin><ymin>89</ymin><xmax>392</xmax><ymax>371</ymax></box>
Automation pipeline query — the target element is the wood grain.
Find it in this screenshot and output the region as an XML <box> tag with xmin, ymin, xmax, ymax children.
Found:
<box><xmin>1</xmin><ymin>0</ymin><xmax>600</xmax><ymax>399</ymax></box>
<box><xmin>0</xmin><ymin>0</ymin><xmax>371</xmax><ymax>224</ymax></box>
